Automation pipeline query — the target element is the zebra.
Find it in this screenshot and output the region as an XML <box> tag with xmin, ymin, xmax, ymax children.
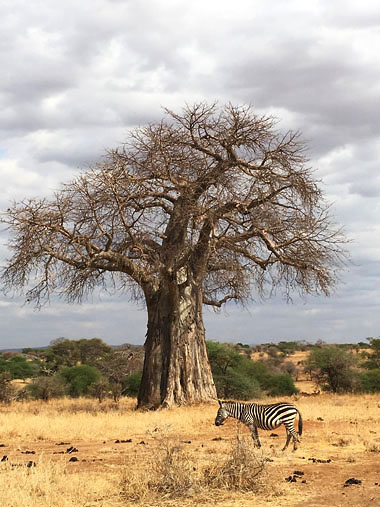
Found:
<box><xmin>215</xmin><ymin>399</ymin><xmax>303</xmax><ymax>451</ymax></box>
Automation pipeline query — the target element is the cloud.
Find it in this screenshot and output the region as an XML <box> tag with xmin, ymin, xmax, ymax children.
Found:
<box><xmin>1</xmin><ymin>0</ymin><xmax>380</xmax><ymax>348</ymax></box>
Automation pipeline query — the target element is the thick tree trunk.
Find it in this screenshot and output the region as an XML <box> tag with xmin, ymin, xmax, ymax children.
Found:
<box><xmin>137</xmin><ymin>270</ymin><xmax>217</xmax><ymax>409</ymax></box>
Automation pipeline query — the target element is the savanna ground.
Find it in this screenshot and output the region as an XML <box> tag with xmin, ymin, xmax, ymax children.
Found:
<box><xmin>1</xmin><ymin>389</ymin><xmax>380</xmax><ymax>507</ymax></box>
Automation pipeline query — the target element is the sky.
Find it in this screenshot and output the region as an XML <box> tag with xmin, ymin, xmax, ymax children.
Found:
<box><xmin>1</xmin><ymin>0</ymin><xmax>380</xmax><ymax>349</ymax></box>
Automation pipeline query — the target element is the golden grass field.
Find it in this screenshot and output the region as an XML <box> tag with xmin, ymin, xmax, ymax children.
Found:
<box><xmin>1</xmin><ymin>390</ymin><xmax>380</xmax><ymax>507</ymax></box>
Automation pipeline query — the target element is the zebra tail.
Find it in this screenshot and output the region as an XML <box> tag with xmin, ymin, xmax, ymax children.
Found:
<box><xmin>297</xmin><ymin>409</ymin><xmax>303</xmax><ymax>436</ymax></box>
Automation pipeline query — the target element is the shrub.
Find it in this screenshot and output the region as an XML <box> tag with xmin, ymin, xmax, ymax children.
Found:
<box><xmin>305</xmin><ymin>346</ymin><xmax>357</xmax><ymax>393</ymax></box>
<box><xmin>203</xmin><ymin>437</ymin><xmax>267</xmax><ymax>491</ymax></box>
<box><xmin>60</xmin><ymin>365</ymin><xmax>101</xmax><ymax>397</ymax></box>
<box><xmin>213</xmin><ymin>369</ymin><xmax>262</xmax><ymax>400</ymax></box>
<box><xmin>360</xmin><ymin>369</ymin><xmax>380</xmax><ymax>393</ymax></box>
<box><xmin>27</xmin><ymin>375</ymin><xmax>66</xmax><ymax>401</ymax></box>
<box><xmin>123</xmin><ymin>372</ymin><xmax>142</xmax><ymax>397</ymax></box>
<box><xmin>7</xmin><ymin>356</ymin><xmax>36</xmax><ymax>379</ymax></box>
<box><xmin>119</xmin><ymin>434</ymin><xmax>269</xmax><ymax>503</ymax></box>
<box><xmin>89</xmin><ymin>377</ymin><xmax>110</xmax><ymax>403</ymax></box>
<box><xmin>263</xmin><ymin>373</ymin><xmax>298</xmax><ymax>396</ymax></box>
<box><xmin>0</xmin><ymin>372</ymin><xmax>17</xmax><ymax>403</ymax></box>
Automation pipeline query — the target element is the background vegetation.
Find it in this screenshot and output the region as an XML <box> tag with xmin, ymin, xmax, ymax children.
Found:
<box><xmin>1</xmin><ymin>335</ymin><xmax>380</xmax><ymax>403</ymax></box>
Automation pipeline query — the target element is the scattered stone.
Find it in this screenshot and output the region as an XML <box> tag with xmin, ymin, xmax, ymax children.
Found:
<box><xmin>66</xmin><ymin>446</ymin><xmax>78</xmax><ymax>454</ymax></box>
<box><xmin>0</xmin><ymin>444</ymin><xmax>6</xmax><ymax>447</ymax></box>
<box><xmin>26</xmin><ymin>461</ymin><xmax>36</xmax><ymax>468</ymax></box>
<box><xmin>1</xmin><ymin>455</ymin><xmax>8</xmax><ymax>462</ymax></box>
<box><xmin>344</xmin><ymin>478</ymin><xmax>362</xmax><ymax>487</ymax></box>
<box><xmin>212</xmin><ymin>437</ymin><xmax>223</xmax><ymax>441</ymax></box>
<box><xmin>68</xmin><ymin>456</ymin><xmax>79</xmax><ymax>462</ymax></box>
<box><xmin>285</xmin><ymin>475</ymin><xmax>297</xmax><ymax>482</ymax></box>
<box><xmin>139</xmin><ymin>441</ymin><xmax>146</xmax><ymax>445</ymax></box>
<box><xmin>56</xmin><ymin>442</ymin><xmax>70</xmax><ymax>446</ymax></box>
<box><xmin>183</xmin><ymin>440</ymin><xmax>192</xmax><ymax>444</ymax></box>
<box><xmin>293</xmin><ymin>470</ymin><xmax>304</xmax><ymax>476</ymax></box>
<box><xmin>53</xmin><ymin>451</ymin><xmax>65</xmax><ymax>455</ymax></box>
<box><xmin>270</xmin><ymin>433</ymin><xmax>279</xmax><ymax>437</ymax></box>
<box><xmin>317</xmin><ymin>417</ymin><xmax>324</xmax><ymax>421</ymax></box>
<box><xmin>308</xmin><ymin>457</ymin><xmax>331</xmax><ymax>463</ymax></box>
<box><xmin>115</xmin><ymin>439</ymin><xmax>132</xmax><ymax>443</ymax></box>
<box><xmin>21</xmin><ymin>450</ymin><xmax>36</xmax><ymax>455</ymax></box>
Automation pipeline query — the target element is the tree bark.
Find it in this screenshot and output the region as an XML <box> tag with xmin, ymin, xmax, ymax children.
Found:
<box><xmin>138</xmin><ymin>270</ymin><xmax>217</xmax><ymax>409</ymax></box>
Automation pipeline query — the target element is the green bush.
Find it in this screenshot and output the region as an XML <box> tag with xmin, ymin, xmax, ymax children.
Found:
<box><xmin>213</xmin><ymin>369</ymin><xmax>262</xmax><ymax>400</ymax></box>
<box><xmin>360</xmin><ymin>369</ymin><xmax>380</xmax><ymax>393</ymax></box>
<box><xmin>60</xmin><ymin>365</ymin><xmax>101</xmax><ymax>397</ymax></box>
<box><xmin>207</xmin><ymin>340</ymin><xmax>297</xmax><ymax>399</ymax></box>
<box><xmin>0</xmin><ymin>356</ymin><xmax>40</xmax><ymax>379</ymax></box>
<box><xmin>262</xmin><ymin>373</ymin><xmax>298</xmax><ymax>396</ymax></box>
<box><xmin>7</xmin><ymin>356</ymin><xmax>36</xmax><ymax>379</ymax></box>
<box><xmin>123</xmin><ymin>372</ymin><xmax>142</xmax><ymax>397</ymax></box>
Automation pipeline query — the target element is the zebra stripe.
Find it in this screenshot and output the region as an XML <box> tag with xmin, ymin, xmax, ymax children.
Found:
<box><xmin>215</xmin><ymin>400</ymin><xmax>303</xmax><ymax>451</ymax></box>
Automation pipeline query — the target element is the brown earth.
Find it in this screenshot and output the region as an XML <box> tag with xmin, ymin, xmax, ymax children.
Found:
<box><xmin>1</xmin><ymin>393</ymin><xmax>380</xmax><ymax>506</ymax></box>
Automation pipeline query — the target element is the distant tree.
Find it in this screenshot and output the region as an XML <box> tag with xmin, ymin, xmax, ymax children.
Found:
<box><xmin>266</xmin><ymin>346</ymin><xmax>279</xmax><ymax>358</ymax></box>
<box><xmin>27</xmin><ymin>375</ymin><xmax>66</xmax><ymax>401</ymax></box>
<box><xmin>263</xmin><ymin>373</ymin><xmax>298</xmax><ymax>396</ymax></box>
<box><xmin>305</xmin><ymin>346</ymin><xmax>357</xmax><ymax>393</ymax></box>
<box><xmin>50</xmin><ymin>339</ymin><xmax>81</xmax><ymax>368</ymax></box>
<box><xmin>97</xmin><ymin>350</ymin><xmax>140</xmax><ymax>384</ymax></box>
<box><xmin>1</xmin><ymin>103</ymin><xmax>348</xmax><ymax>409</ymax></box>
<box><xmin>60</xmin><ymin>365</ymin><xmax>101</xmax><ymax>397</ymax></box>
<box><xmin>0</xmin><ymin>372</ymin><xmax>17</xmax><ymax>403</ymax></box>
<box><xmin>6</xmin><ymin>356</ymin><xmax>36</xmax><ymax>379</ymax></box>
<box><xmin>89</xmin><ymin>377</ymin><xmax>110</xmax><ymax>403</ymax></box>
<box><xmin>281</xmin><ymin>360</ymin><xmax>297</xmax><ymax>377</ymax></box>
<box><xmin>362</xmin><ymin>338</ymin><xmax>380</xmax><ymax>370</ymax></box>
<box><xmin>76</xmin><ymin>338</ymin><xmax>112</xmax><ymax>365</ymax></box>
<box><xmin>206</xmin><ymin>341</ymin><xmax>241</xmax><ymax>376</ymax></box>
<box><xmin>360</xmin><ymin>369</ymin><xmax>380</xmax><ymax>393</ymax></box>
<box><xmin>123</xmin><ymin>372</ymin><xmax>143</xmax><ymax>397</ymax></box>
<box><xmin>214</xmin><ymin>369</ymin><xmax>262</xmax><ymax>400</ymax></box>
<box><xmin>111</xmin><ymin>382</ymin><xmax>123</xmax><ymax>403</ymax></box>
<box><xmin>276</xmin><ymin>341</ymin><xmax>299</xmax><ymax>355</ymax></box>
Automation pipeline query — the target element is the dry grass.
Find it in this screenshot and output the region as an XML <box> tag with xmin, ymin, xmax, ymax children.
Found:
<box><xmin>1</xmin><ymin>394</ymin><xmax>380</xmax><ymax>506</ymax></box>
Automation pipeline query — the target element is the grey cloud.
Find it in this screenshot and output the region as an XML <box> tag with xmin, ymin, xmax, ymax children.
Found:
<box><xmin>1</xmin><ymin>0</ymin><xmax>380</xmax><ymax>348</ymax></box>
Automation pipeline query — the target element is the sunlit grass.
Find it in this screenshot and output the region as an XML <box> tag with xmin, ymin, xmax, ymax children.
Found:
<box><xmin>0</xmin><ymin>393</ymin><xmax>380</xmax><ymax>506</ymax></box>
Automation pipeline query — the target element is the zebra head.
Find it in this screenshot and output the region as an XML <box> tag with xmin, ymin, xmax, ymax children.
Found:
<box><xmin>215</xmin><ymin>400</ymin><xmax>229</xmax><ymax>426</ymax></box>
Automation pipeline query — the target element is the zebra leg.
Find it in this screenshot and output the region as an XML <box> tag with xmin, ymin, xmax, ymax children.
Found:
<box><xmin>250</xmin><ymin>426</ymin><xmax>261</xmax><ymax>447</ymax></box>
<box><xmin>284</xmin><ymin>424</ymin><xmax>299</xmax><ymax>451</ymax></box>
<box><xmin>282</xmin><ymin>429</ymin><xmax>292</xmax><ymax>451</ymax></box>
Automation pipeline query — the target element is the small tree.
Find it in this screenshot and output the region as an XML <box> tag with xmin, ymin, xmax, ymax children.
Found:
<box><xmin>6</xmin><ymin>356</ymin><xmax>36</xmax><ymax>379</ymax></box>
<box><xmin>263</xmin><ymin>373</ymin><xmax>298</xmax><ymax>396</ymax></box>
<box><xmin>362</xmin><ymin>338</ymin><xmax>380</xmax><ymax>370</ymax></box>
<box><xmin>360</xmin><ymin>369</ymin><xmax>380</xmax><ymax>393</ymax></box>
<box><xmin>123</xmin><ymin>372</ymin><xmax>143</xmax><ymax>397</ymax></box>
<box><xmin>76</xmin><ymin>338</ymin><xmax>112</xmax><ymax>365</ymax></box>
<box><xmin>305</xmin><ymin>346</ymin><xmax>357</xmax><ymax>393</ymax></box>
<box><xmin>27</xmin><ymin>375</ymin><xmax>66</xmax><ymax>401</ymax></box>
<box><xmin>89</xmin><ymin>377</ymin><xmax>110</xmax><ymax>403</ymax></box>
<box><xmin>0</xmin><ymin>372</ymin><xmax>17</xmax><ymax>403</ymax></box>
<box><xmin>60</xmin><ymin>365</ymin><xmax>101</xmax><ymax>397</ymax></box>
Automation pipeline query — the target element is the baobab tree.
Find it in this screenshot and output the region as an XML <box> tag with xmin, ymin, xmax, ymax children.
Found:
<box><xmin>1</xmin><ymin>103</ymin><xmax>347</xmax><ymax>409</ymax></box>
